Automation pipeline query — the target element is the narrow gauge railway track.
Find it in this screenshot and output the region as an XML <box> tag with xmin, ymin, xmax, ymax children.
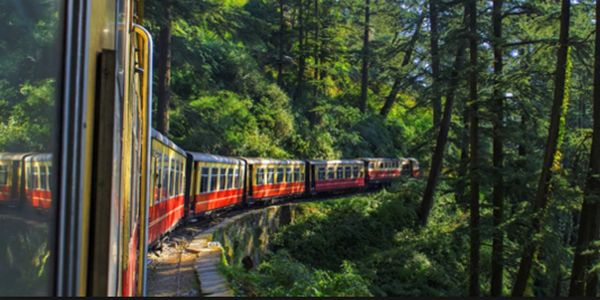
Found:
<box><xmin>145</xmin><ymin>188</ymin><xmax>382</xmax><ymax>297</ymax></box>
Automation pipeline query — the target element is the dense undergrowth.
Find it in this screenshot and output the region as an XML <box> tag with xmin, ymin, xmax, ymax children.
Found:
<box><xmin>220</xmin><ymin>179</ymin><xmax>473</xmax><ymax>297</ymax></box>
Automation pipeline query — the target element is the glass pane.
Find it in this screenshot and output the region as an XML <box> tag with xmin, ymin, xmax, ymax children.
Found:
<box><xmin>211</xmin><ymin>168</ymin><xmax>219</xmax><ymax>191</ymax></box>
<box><xmin>0</xmin><ymin>0</ymin><xmax>64</xmax><ymax>295</ymax></box>
<box><xmin>200</xmin><ymin>167</ymin><xmax>209</xmax><ymax>193</ymax></box>
<box><xmin>256</xmin><ymin>168</ymin><xmax>264</xmax><ymax>185</ymax></box>
<box><xmin>227</xmin><ymin>168</ymin><xmax>233</xmax><ymax>189</ymax></box>
<box><xmin>267</xmin><ymin>168</ymin><xmax>274</xmax><ymax>184</ymax></box>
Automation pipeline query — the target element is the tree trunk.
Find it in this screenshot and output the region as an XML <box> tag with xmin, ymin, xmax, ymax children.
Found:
<box><xmin>419</xmin><ymin>5</ymin><xmax>468</xmax><ymax>225</ymax></box>
<box><xmin>430</xmin><ymin>0</ymin><xmax>441</xmax><ymax>127</ymax></box>
<box><xmin>491</xmin><ymin>0</ymin><xmax>504</xmax><ymax>296</ymax></box>
<box><xmin>467</xmin><ymin>0</ymin><xmax>480</xmax><ymax>296</ymax></box>
<box><xmin>293</xmin><ymin>0</ymin><xmax>306</xmax><ymax>103</ymax></box>
<box><xmin>359</xmin><ymin>0</ymin><xmax>370</xmax><ymax>113</ymax></box>
<box><xmin>313</xmin><ymin>0</ymin><xmax>319</xmax><ymax>89</ymax></box>
<box><xmin>380</xmin><ymin>14</ymin><xmax>424</xmax><ymax>117</ymax></box>
<box><xmin>569</xmin><ymin>0</ymin><xmax>600</xmax><ymax>295</ymax></box>
<box><xmin>512</xmin><ymin>0</ymin><xmax>571</xmax><ymax>295</ymax></box>
<box><xmin>156</xmin><ymin>0</ymin><xmax>172</xmax><ymax>135</ymax></box>
<box><xmin>277</xmin><ymin>0</ymin><xmax>285</xmax><ymax>86</ymax></box>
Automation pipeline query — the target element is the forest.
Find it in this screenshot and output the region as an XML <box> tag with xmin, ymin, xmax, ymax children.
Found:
<box><xmin>140</xmin><ymin>0</ymin><xmax>600</xmax><ymax>297</ymax></box>
<box><xmin>0</xmin><ymin>0</ymin><xmax>598</xmax><ymax>297</ymax></box>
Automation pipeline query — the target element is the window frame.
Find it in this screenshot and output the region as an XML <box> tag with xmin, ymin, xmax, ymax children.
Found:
<box><xmin>200</xmin><ymin>167</ymin><xmax>210</xmax><ymax>194</ymax></box>
<box><xmin>256</xmin><ymin>168</ymin><xmax>265</xmax><ymax>186</ymax></box>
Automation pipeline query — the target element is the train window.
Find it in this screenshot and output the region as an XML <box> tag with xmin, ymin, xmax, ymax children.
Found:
<box><xmin>0</xmin><ymin>165</ymin><xmax>6</xmax><ymax>186</ymax></box>
<box><xmin>0</xmin><ymin>0</ymin><xmax>65</xmax><ymax>295</ymax></box>
<box><xmin>256</xmin><ymin>168</ymin><xmax>265</xmax><ymax>185</ymax></box>
<box><xmin>40</xmin><ymin>166</ymin><xmax>47</xmax><ymax>190</ymax></box>
<box><xmin>47</xmin><ymin>166</ymin><xmax>52</xmax><ymax>191</ymax></box>
<box><xmin>380</xmin><ymin>162</ymin><xmax>384</xmax><ymax>169</ymax></box>
<box><xmin>276</xmin><ymin>168</ymin><xmax>284</xmax><ymax>183</ymax></box>
<box><xmin>227</xmin><ymin>168</ymin><xmax>234</xmax><ymax>189</ymax></box>
<box><xmin>173</xmin><ymin>162</ymin><xmax>179</xmax><ymax>196</ymax></box>
<box><xmin>200</xmin><ymin>167</ymin><xmax>210</xmax><ymax>193</ymax></box>
<box><xmin>169</xmin><ymin>160</ymin><xmax>175</xmax><ymax>197</ymax></box>
<box><xmin>336</xmin><ymin>167</ymin><xmax>343</xmax><ymax>179</ymax></box>
<box><xmin>353</xmin><ymin>167</ymin><xmax>360</xmax><ymax>178</ymax></box>
<box><xmin>294</xmin><ymin>168</ymin><xmax>301</xmax><ymax>182</ymax></box>
<box><xmin>267</xmin><ymin>168</ymin><xmax>275</xmax><ymax>184</ymax></box>
<box><xmin>318</xmin><ymin>167</ymin><xmax>325</xmax><ymax>181</ymax></box>
<box><xmin>220</xmin><ymin>168</ymin><xmax>227</xmax><ymax>190</ymax></box>
<box><xmin>211</xmin><ymin>168</ymin><xmax>219</xmax><ymax>191</ymax></box>
<box><xmin>327</xmin><ymin>167</ymin><xmax>334</xmax><ymax>179</ymax></box>
<box><xmin>234</xmin><ymin>168</ymin><xmax>240</xmax><ymax>188</ymax></box>
<box><xmin>368</xmin><ymin>162</ymin><xmax>374</xmax><ymax>169</ymax></box>
<box><xmin>345</xmin><ymin>166</ymin><xmax>352</xmax><ymax>178</ymax></box>
<box><xmin>33</xmin><ymin>166</ymin><xmax>40</xmax><ymax>189</ymax></box>
<box><xmin>285</xmin><ymin>168</ymin><xmax>292</xmax><ymax>183</ymax></box>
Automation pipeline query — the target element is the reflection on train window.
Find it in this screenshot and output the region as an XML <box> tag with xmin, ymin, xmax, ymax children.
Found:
<box><xmin>200</xmin><ymin>167</ymin><xmax>210</xmax><ymax>193</ymax></box>
<box><xmin>0</xmin><ymin>0</ymin><xmax>63</xmax><ymax>295</ymax></box>
<box><xmin>210</xmin><ymin>168</ymin><xmax>219</xmax><ymax>191</ymax></box>
<box><xmin>267</xmin><ymin>168</ymin><xmax>274</xmax><ymax>184</ymax></box>
<box><xmin>40</xmin><ymin>166</ymin><xmax>47</xmax><ymax>190</ymax></box>
<box><xmin>227</xmin><ymin>168</ymin><xmax>234</xmax><ymax>189</ymax></box>
<box><xmin>0</xmin><ymin>165</ymin><xmax>6</xmax><ymax>186</ymax></box>
<box><xmin>318</xmin><ymin>167</ymin><xmax>325</xmax><ymax>181</ymax></box>
<box><xmin>256</xmin><ymin>168</ymin><xmax>265</xmax><ymax>185</ymax></box>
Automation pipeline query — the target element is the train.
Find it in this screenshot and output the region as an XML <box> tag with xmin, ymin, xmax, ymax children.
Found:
<box><xmin>1</xmin><ymin>130</ymin><xmax>421</xmax><ymax>248</ymax></box>
<box><xmin>0</xmin><ymin>0</ymin><xmax>418</xmax><ymax>297</ymax></box>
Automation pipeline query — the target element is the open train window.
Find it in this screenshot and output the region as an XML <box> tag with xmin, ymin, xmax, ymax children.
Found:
<box><xmin>211</xmin><ymin>168</ymin><xmax>219</xmax><ymax>191</ymax></box>
<box><xmin>267</xmin><ymin>168</ymin><xmax>274</xmax><ymax>184</ymax></box>
<box><xmin>227</xmin><ymin>168</ymin><xmax>234</xmax><ymax>189</ymax></box>
<box><xmin>0</xmin><ymin>165</ymin><xmax>6</xmax><ymax>186</ymax></box>
<box><xmin>345</xmin><ymin>166</ymin><xmax>352</xmax><ymax>179</ymax></box>
<box><xmin>276</xmin><ymin>168</ymin><xmax>284</xmax><ymax>183</ymax></box>
<box><xmin>285</xmin><ymin>168</ymin><xmax>292</xmax><ymax>183</ymax></box>
<box><xmin>336</xmin><ymin>167</ymin><xmax>343</xmax><ymax>179</ymax></box>
<box><xmin>220</xmin><ymin>168</ymin><xmax>227</xmax><ymax>190</ymax></box>
<box><xmin>200</xmin><ymin>167</ymin><xmax>210</xmax><ymax>193</ymax></box>
<box><xmin>256</xmin><ymin>168</ymin><xmax>265</xmax><ymax>185</ymax></box>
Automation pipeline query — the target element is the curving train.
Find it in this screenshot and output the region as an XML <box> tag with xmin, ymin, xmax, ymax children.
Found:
<box><xmin>1</xmin><ymin>130</ymin><xmax>420</xmax><ymax>248</ymax></box>
<box><xmin>148</xmin><ymin>130</ymin><xmax>420</xmax><ymax>246</ymax></box>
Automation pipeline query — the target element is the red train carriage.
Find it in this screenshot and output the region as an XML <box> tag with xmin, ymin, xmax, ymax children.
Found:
<box><xmin>361</xmin><ymin>158</ymin><xmax>402</xmax><ymax>185</ymax></box>
<box><xmin>149</xmin><ymin>130</ymin><xmax>187</xmax><ymax>245</ymax></box>
<box><xmin>24</xmin><ymin>154</ymin><xmax>53</xmax><ymax>210</ymax></box>
<box><xmin>188</xmin><ymin>153</ymin><xmax>246</xmax><ymax>215</ymax></box>
<box><xmin>242</xmin><ymin>158</ymin><xmax>305</xmax><ymax>204</ymax></box>
<box><xmin>307</xmin><ymin>159</ymin><xmax>365</xmax><ymax>193</ymax></box>
<box><xmin>0</xmin><ymin>153</ymin><xmax>30</xmax><ymax>206</ymax></box>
